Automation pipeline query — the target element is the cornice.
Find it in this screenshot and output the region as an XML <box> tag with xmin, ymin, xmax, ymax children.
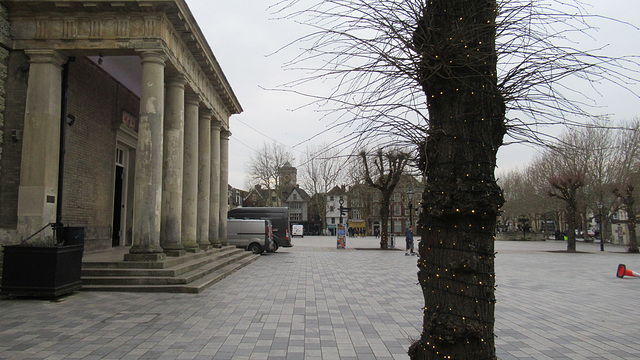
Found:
<box><xmin>1</xmin><ymin>0</ymin><xmax>242</xmax><ymax>118</ymax></box>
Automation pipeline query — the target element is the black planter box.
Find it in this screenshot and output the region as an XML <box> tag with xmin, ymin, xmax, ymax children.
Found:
<box><xmin>1</xmin><ymin>244</ymin><xmax>84</xmax><ymax>298</ymax></box>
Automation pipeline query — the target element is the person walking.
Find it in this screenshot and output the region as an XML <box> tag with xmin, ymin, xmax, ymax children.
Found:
<box><xmin>405</xmin><ymin>226</ymin><xmax>415</xmax><ymax>256</ymax></box>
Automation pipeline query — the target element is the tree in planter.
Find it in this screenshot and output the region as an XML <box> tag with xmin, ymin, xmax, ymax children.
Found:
<box><xmin>360</xmin><ymin>148</ymin><xmax>410</xmax><ymax>249</ymax></box>
<box><xmin>548</xmin><ymin>172</ymin><xmax>585</xmax><ymax>252</ymax></box>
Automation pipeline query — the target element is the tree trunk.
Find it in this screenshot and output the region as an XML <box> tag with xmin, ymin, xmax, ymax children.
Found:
<box><xmin>380</xmin><ymin>197</ymin><xmax>390</xmax><ymax>249</ymax></box>
<box><xmin>410</xmin><ymin>1</ymin><xmax>504</xmax><ymax>358</ymax></box>
<box><xmin>628</xmin><ymin>210</ymin><xmax>638</xmax><ymax>253</ymax></box>
<box><xmin>566</xmin><ymin>200</ymin><xmax>577</xmax><ymax>252</ymax></box>
<box><xmin>625</xmin><ymin>186</ymin><xmax>639</xmax><ymax>253</ymax></box>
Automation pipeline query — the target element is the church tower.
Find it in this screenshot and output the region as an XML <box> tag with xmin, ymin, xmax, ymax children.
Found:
<box><xmin>279</xmin><ymin>162</ymin><xmax>297</xmax><ymax>188</ymax></box>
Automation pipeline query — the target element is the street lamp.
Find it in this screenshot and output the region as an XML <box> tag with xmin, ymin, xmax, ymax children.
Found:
<box><xmin>598</xmin><ymin>200</ymin><xmax>604</xmax><ymax>252</ymax></box>
<box><xmin>389</xmin><ymin>196</ymin><xmax>395</xmax><ymax>248</ymax></box>
<box><xmin>407</xmin><ymin>189</ymin><xmax>414</xmax><ymax>229</ymax></box>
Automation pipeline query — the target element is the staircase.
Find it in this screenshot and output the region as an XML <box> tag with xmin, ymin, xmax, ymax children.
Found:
<box><xmin>81</xmin><ymin>246</ymin><xmax>259</xmax><ymax>293</ymax></box>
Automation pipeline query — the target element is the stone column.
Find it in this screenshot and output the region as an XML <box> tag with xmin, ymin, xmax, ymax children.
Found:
<box><xmin>181</xmin><ymin>94</ymin><xmax>200</xmax><ymax>252</ymax></box>
<box><xmin>16</xmin><ymin>50</ymin><xmax>67</xmax><ymax>242</ymax></box>
<box><xmin>196</xmin><ymin>110</ymin><xmax>212</xmax><ymax>250</ymax></box>
<box><xmin>209</xmin><ymin>120</ymin><xmax>221</xmax><ymax>248</ymax></box>
<box><xmin>219</xmin><ymin>129</ymin><xmax>231</xmax><ymax>246</ymax></box>
<box><xmin>160</xmin><ymin>74</ymin><xmax>185</xmax><ymax>256</ymax></box>
<box><xmin>127</xmin><ymin>51</ymin><xmax>166</xmax><ymax>261</ymax></box>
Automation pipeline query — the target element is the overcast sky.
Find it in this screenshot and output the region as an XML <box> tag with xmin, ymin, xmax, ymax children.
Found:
<box><xmin>184</xmin><ymin>0</ymin><xmax>640</xmax><ymax>189</ymax></box>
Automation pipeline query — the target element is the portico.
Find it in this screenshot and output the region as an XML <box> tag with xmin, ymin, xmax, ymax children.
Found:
<box><xmin>0</xmin><ymin>1</ymin><xmax>241</xmax><ymax>258</ymax></box>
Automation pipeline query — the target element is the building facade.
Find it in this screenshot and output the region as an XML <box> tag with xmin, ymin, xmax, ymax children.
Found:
<box><xmin>0</xmin><ymin>0</ymin><xmax>241</xmax><ymax>259</ymax></box>
<box><xmin>283</xmin><ymin>186</ymin><xmax>310</xmax><ymax>224</ymax></box>
<box><xmin>344</xmin><ymin>175</ymin><xmax>423</xmax><ymax>236</ymax></box>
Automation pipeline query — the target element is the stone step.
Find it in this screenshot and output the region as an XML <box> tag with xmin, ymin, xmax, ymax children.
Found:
<box><xmin>81</xmin><ymin>254</ymin><xmax>259</xmax><ymax>293</ymax></box>
<box><xmin>82</xmin><ymin>250</ymin><xmax>256</xmax><ymax>286</ymax></box>
<box><xmin>81</xmin><ymin>247</ymin><xmax>246</xmax><ymax>277</ymax></box>
<box><xmin>82</xmin><ymin>246</ymin><xmax>239</xmax><ymax>269</ymax></box>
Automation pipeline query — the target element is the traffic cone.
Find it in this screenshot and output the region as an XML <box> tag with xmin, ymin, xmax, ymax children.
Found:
<box><xmin>616</xmin><ymin>264</ymin><xmax>640</xmax><ymax>278</ymax></box>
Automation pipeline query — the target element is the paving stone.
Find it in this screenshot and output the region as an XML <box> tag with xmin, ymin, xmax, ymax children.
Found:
<box><xmin>1</xmin><ymin>238</ymin><xmax>639</xmax><ymax>359</ymax></box>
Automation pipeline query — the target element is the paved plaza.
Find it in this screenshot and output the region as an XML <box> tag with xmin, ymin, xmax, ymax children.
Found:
<box><xmin>1</xmin><ymin>237</ymin><xmax>640</xmax><ymax>359</ymax></box>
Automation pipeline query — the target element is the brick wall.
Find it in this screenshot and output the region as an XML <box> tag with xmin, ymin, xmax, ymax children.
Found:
<box><xmin>0</xmin><ymin>4</ymin><xmax>8</xmax><ymax>173</ymax></box>
<box><xmin>0</xmin><ymin>3</ymin><xmax>16</xmax><ymax>241</ymax></box>
<box><xmin>0</xmin><ymin>54</ymin><xmax>140</xmax><ymax>251</ymax></box>
<box><xmin>0</xmin><ymin>51</ymin><xmax>28</xmax><ymax>230</ymax></box>
<box><xmin>62</xmin><ymin>57</ymin><xmax>139</xmax><ymax>252</ymax></box>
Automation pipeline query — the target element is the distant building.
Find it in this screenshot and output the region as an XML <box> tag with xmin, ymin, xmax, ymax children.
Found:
<box><xmin>279</xmin><ymin>161</ymin><xmax>297</xmax><ymax>195</ymax></box>
<box><xmin>243</xmin><ymin>163</ymin><xmax>319</xmax><ymax>234</ymax></box>
<box><xmin>228</xmin><ymin>185</ymin><xmax>247</xmax><ymax>210</ymax></box>
<box><xmin>283</xmin><ymin>186</ymin><xmax>310</xmax><ymax>223</ymax></box>
<box><xmin>345</xmin><ymin>175</ymin><xmax>423</xmax><ymax>236</ymax></box>
<box><xmin>610</xmin><ymin>209</ymin><xmax>640</xmax><ymax>246</ymax></box>
<box><xmin>243</xmin><ymin>185</ymin><xmax>277</xmax><ymax>207</ymax></box>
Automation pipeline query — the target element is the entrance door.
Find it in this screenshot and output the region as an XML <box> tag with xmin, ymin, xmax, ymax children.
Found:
<box><xmin>112</xmin><ymin>146</ymin><xmax>127</xmax><ymax>247</ymax></box>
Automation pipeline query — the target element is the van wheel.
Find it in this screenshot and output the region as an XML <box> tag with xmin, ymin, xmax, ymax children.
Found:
<box><xmin>272</xmin><ymin>242</ymin><xmax>279</xmax><ymax>252</ymax></box>
<box><xmin>249</xmin><ymin>243</ymin><xmax>262</xmax><ymax>254</ymax></box>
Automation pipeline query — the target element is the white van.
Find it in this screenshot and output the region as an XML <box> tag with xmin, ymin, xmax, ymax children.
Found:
<box><xmin>291</xmin><ymin>224</ymin><xmax>304</xmax><ymax>238</ymax></box>
<box><xmin>227</xmin><ymin>219</ymin><xmax>273</xmax><ymax>254</ymax></box>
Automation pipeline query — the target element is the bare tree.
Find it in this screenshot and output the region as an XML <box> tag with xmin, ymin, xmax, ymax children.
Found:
<box><xmin>611</xmin><ymin>119</ymin><xmax>640</xmax><ymax>253</ymax></box>
<box><xmin>246</xmin><ymin>142</ymin><xmax>294</xmax><ymax>206</ymax></box>
<box><xmin>504</xmin><ymin>120</ymin><xmax>640</xmax><ymax>248</ymax></box>
<box><xmin>360</xmin><ymin>148</ymin><xmax>410</xmax><ymax>249</ymax></box>
<box><xmin>549</xmin><ymin>124</ymin><xmax>604</xmax><ymax>241</ymax></box>
<box><xmin>548</xmin><ymin>172</ymin><xmax>585</xmax><ymax>252</ymax></box>
<box><xmin>299</xmin><ymin>144</ymin><xmax>345</xmax><ymax>229</ymax></box>
<box><xmin>272</xmin><ymin>0</ymin><xmax>640</xmax><ymax>358</ymax></box>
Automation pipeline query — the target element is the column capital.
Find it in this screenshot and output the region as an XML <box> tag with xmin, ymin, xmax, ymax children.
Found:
<box><xmin>199</xmin><ymin>108</ymin><xmax>213</xmax><ymax>121</ymax></box>
<box><xmin>211</xmin><ymin>119</ymin><xmax>222</xmax><ymax>131</ymax></box>
<box><xmin>185</xmin><ymin>93</ymin><xmax>201</xmax><ymax>107</ymax></box>
<box><xmin>221</xmin><ymin>130</ymin><xmax>231</xmax><ymax>140</ymax></box>
<box><xmin>24</xmin><ymin>49</ymin><xmax>68</xmax><ymax>68</ymax></box>
<box><xmin>166</xmin><ymin>74</ymin><xmax>186</xmax><ymax>88</ymax></box>
<box><xmin>139</xmin><ymin>50</ymin><xmax>167</xmax><ymax>66</ymax></box>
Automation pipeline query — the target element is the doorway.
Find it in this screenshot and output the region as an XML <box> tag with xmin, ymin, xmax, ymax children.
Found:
<box><xmin>112</xmin><ymin>146</ymin><xmax>128</xmax><ymax>247</ymax></box>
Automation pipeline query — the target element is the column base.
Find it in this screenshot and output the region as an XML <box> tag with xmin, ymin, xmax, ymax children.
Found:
<box><xmin>184</xmin><ymin>246</ymin><xmax>201</xmax><ymax>253</ymax></box>
<box><xmin>164</xmin><ymin>249</ymin><xmax>186</xmax><ymax>257</ymax></box>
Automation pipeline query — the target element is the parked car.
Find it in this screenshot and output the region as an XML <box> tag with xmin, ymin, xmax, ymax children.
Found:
<box><xmin>226</xmin><ymin>219</ymin><xmax>273</xmax><ymax>254</ymax></box>
<box><xmin>228</xmin><ymin>207</ymin><xmax>292</xmax><ymax>251</ymax></box>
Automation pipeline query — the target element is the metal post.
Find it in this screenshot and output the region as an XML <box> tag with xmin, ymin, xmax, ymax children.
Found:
<box><xmin>407</xmin><ymin>189</ymin><xmax>414</xmax><ymax>229</ymax></box>
<box><xmin>389</xmin><ymin>196</ymin><xmax>395</xmax><ymax>248</ymax></box>
<box><xmin>598</xmin><ymin>200</ymin><xmax>604</xmax><ymax>251</ymax></box>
